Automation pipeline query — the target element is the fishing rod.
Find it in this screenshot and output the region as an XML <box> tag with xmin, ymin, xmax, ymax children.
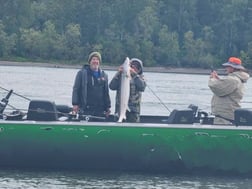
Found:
<box><xmin>147</xmin><ymin>85</ymin><xmax>171</xmax><ymax>113</ymax></box>
<box><xmin>0</xmin><ymin>86</ymin><xmax>31</xmax><ymax>101</ymax></box>
<box><xmin>0</xmin><ymin>89</ymin><xmax>13</xmax><ymax>115</ymax></box>
<box><xmin>241</xmin><ymin>101</ymin><xmax>252</xmax><ymax>104</ymax></box>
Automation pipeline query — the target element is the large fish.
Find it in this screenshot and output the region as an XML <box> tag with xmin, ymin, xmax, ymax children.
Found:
<box><xmin>118</xmin><ymin>57</ymin><xmax>131</xmax><ymax>122</ymax></box>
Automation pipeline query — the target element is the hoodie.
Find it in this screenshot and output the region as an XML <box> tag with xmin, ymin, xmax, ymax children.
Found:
<box><xmin>208</xmin><ymin>71</ymin><xmax>250</xmax><ymax>121</ymax></box>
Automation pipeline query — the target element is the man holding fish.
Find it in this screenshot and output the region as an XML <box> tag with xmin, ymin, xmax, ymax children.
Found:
<box><xmin>109</xmin><ymin>57</ymin><xmax>146</xmax><ymax>122</ymax></box>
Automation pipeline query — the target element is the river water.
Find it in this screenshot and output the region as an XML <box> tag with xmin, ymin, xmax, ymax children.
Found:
<box><xmin>0</xmin><ymin>65</ymin><xmax>252</xmax><ymax>188</ymax></box>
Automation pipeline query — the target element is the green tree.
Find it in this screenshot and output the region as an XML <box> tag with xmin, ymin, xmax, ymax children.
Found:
<box><xmin>0</xmin><ymin>0</ymin><xmax>33</xmax><ymax>33</ymax></box>
<box><xmin>1</xmin><ymin>0</ymin><xmax>252</xmax><ymax>69</ymax></box>
<box><xmin>62</xmin><ymin>23</ymin><xmax>82</xmax><ymax>61</ymax></box>
<box><xmin>155</xmin><ymin>25</ymin><xmax>180</xmax><ymax>67</ymax></box>
<box><xmin>137</xmin><ymin>5</ymin><xmax>159</xmax><ymax>40</ymax></box>
<box><xmin>40</xmin><ymin>21</ymin><xmax>60</xmax><ymax>59</ymax></box>
<box><xmin>20</xmin><ymin>28</ymin><xmax>43</xmax><ymax>58</ymax></box>
<box><xmin>0</xmin><ymin>21</ymin><xmax>17</xmax><ymax>57</ymax></box>
<box><xmin>140</xmin><ymin>39</ymin><xmax>154</xmax><ymax>66</ymax></box>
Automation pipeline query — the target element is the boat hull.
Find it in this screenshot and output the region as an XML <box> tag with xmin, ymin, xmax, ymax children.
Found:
<box><xmin>0</xmin><ymin>121</ymin><xmax>252</xmax><ymax>175</ymax></box>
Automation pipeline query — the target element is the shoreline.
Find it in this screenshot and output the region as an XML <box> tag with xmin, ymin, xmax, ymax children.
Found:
<box><xmin>0</xmin><ymin>60</ymin><xmax>222</xmax><ymax>75</ymax></box>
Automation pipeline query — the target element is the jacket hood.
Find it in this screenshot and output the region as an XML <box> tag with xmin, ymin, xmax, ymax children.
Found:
<box><xmin>83</xmin><ymin>64</ymin><xmax>89</xmax><ymax>69</ymax></box>
<box><xmin>82</xmin><ymin>64</ymin><xmax>102</xmax><ymax>73</ymax></box>
<box><xmin>130</xmin><ymin>58</ymin><xmax>143</xmax><ymax>75</ymax></box>
<box><xmin>231</xmin><ymin>71</ymin><xmax>250</xmax><ymax>83</ymax></box>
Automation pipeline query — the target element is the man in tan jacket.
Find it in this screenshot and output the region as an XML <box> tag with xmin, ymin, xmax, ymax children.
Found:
<box><xmin>208</xmin><ymin>57</ymin><xmax>250</xmax><ymax>125</ymax></box>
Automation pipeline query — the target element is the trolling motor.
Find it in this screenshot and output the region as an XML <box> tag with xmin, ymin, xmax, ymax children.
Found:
<box><xmin>0</xmin><ymin>89</ymin><xmax>13</xmax><ymax>118</ymax></box>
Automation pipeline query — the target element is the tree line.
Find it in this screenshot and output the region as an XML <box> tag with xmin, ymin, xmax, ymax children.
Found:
<box><xmin>0</xmin><ymin>0</ymin><xmax>252</xmax><ymax>69</ymax></box>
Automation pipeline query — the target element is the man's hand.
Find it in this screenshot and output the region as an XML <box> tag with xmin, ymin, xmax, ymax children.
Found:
<box><xmin>105</xmin><ymin>109</ymin><xmax>111</xmax><ymax>117</ymax></box>
<box><xmin>72</xmin><ymin>105</ymin><xmax>79</xmax><ymax>114</ymax></box>
<box><xmin>118</xmin><ymin>66</ymin><xmax>123</xmax><ymax>72</ymax></box>
<box><xmin>210</xmin><ymin>70</ymin><xmax>219</xmax><ymax>79</ymax></box>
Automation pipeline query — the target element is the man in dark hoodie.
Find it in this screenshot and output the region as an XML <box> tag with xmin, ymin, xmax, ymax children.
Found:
<box><xmin>72</xmin><ymin>52</ymin><xmax>111</xmax><ymax>118</ymax></box>
<box><xmin>109</xmin><ymin>58</ymin><xmax>146</xmax><ymax>122</ymax></box>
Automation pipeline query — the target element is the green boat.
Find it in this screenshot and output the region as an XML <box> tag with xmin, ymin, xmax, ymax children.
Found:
<box><xmin>1</xmin><ymin>89</ymin><xmax>252</xmax><ymax>175</ymax></box>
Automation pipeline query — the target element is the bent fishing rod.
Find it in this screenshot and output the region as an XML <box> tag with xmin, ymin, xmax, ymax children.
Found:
<box><xmin>0</xmin><ymin>86</ymin><xmax>31</xmax><ymax>101</ymax></box>
<box><xmin>147</xmin><ymin>85</ymin><xmax>171</xmax><ymax>113</ymax></box>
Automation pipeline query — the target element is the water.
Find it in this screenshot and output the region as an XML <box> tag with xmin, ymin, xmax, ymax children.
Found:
<box><xmin>1</xmin><ymin>170</ymin><xmax>252</xmax><ymax>189</ymax></box>
<box><xmin>1</xmin><ymin>65</ymin><xmax>252</xmax><ymax>188</ymax></box>
<box><xmin>2</xmin><ymin>66</ymin><xmax>251</xmax><ymax>115</ymax></box>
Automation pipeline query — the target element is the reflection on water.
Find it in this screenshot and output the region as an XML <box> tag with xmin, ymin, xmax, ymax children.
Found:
<box><xmin>0</xmin><ymin>170</ymin><xmax>251</xmax><ymax>189</ymax></box>
<box><xmin>1</xmin><ymin>65</ymin><xmax>252</xmax><ymax>188</ymax></box>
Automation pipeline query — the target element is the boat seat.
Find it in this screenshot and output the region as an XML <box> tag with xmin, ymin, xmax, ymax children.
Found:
<box><xmin>167</xmin><ymin>109</ymin><xmax>194</xmax><ymax>124</ymax></box>
<box><xmin>56</xmin><ymin>104</ymin><xmax>72</xmax><ymax>117</ymax></box>
<box><xmin>27</xmin><ymin>100</ymin><xmax>58</xmax><ymax>121</ymax></box>
<box><xmin>234</xmin><ymin>108</ymin><xmax>252</xmax><ymax>126</ymax></box>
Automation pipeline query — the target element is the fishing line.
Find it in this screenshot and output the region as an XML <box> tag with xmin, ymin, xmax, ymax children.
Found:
<box><xmin>5</xmin><ymin>103</ymin><xmax>20</xmax><ymax>111</ymax></box>
<box><xmin>0</xmin><ymin>86</ymin><xmax>31</xmax><ymax>101</ymax></box>
<box><xmin>147</xmin><ymin>85</ymin><xmax>171</xmax><ymax>113</ymax></box>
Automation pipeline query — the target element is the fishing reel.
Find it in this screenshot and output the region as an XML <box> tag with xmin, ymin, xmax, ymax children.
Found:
<box><xmin>188</xmin><ymin>104</ymin><xmax>214</xmax><ymax>124</ymax></box>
